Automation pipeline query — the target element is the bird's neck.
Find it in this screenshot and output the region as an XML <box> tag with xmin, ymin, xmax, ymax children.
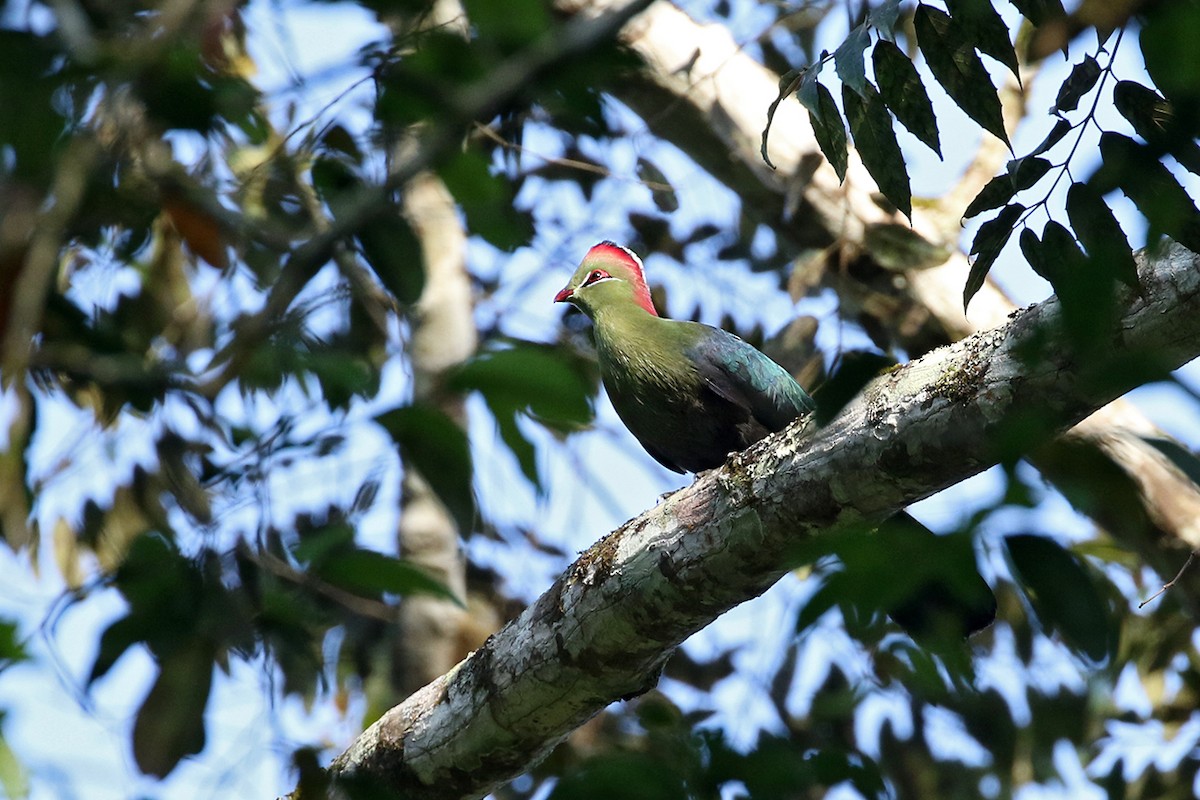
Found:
<box><xmin>590</xmin><ymin>303</ymin><xmax>689</xmax><ymax>372</ymax></box>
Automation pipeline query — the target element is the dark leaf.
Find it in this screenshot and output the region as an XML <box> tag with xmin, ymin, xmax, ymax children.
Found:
<box><xmin>834</xmin><ymin>24</ymin><xmax>871</xmax><ymax>97</ymax></box>
<box><xmin>0</xmin><ymin>620</ymin><xmax>26</xmax><ymax>665</ymax></box>
<box><xmin>763</xmin><ymin>66</ymin><xmax>807</xmax><ymax>169</ymax></box>
<box><xmin>132</xmin><ymin>641</ymin><xmax>214</xmax><ymax>777</ymax></box>
<box><xmin>1008</xmin><ymin>0</ymin><xmax>1066</xmax><ymax>27</ymax></box>
<box><xmin>1140</xmin><ymin>2</ymin><xmax>1200</xmax><ymax>105</ymax></box>
<box><xmin>872</xmin><ymin>41</ymin><xmax>941</xmax><ymax>156</ymax></box>
<box><xmin>357</xmin><ymin>214</ymin><xmax>425</xmax><ymax>305</ymax></box>
<box><xmin>963</xmin><ymin>157</ymin><xmax>1050</xmax><ymax>218</ymax></box>
<box><xmin>1004</xmin><ymin>534</ymin><xmax>1115</xmax><ymax>662</ymax></box>
<box><xmin>461</xmin><ymin>0</ymin><xmax>549</xmax><ymax>49</ymax></box>
<box><xmin>812</xmin><ymin>350</ymin><xmax>897</xmax><ymax>425</ymax></box>
<box><xmin>1053</xmin><ymin>56</ymin><xmax>1102</xmax><ymax>114</ymax></box>
<box><xmin>549</xmin><ymin>751</ymin><xmax>688</xmax><ymax>800</ymax></box>
<box><xmin>881</xmin><ymin>514</ymin><xmax>996</xmax><ymax>643</ymax></box>
<box><xmin>1065</xmin><ymin>182</ymin><xmax>1139</xmax><ymax>288</ymax></box>
<box><xmin>1028</xmin><ymin>118</ymin><xmax>1072</xmax><ymax>157</ymax></box>
<box><xmin>804</xmin><ymin>80</ymin><xmax>850</xmax><ymax>182</ymax></box>
<box><xmin>946</xmin><ymin>0</ymin><xmax>1020</xmax><ymax>77</ymax></box>
<box><xmin>1095</xmin><ymin>133</ymin><xmax>1200</xmax><ymax>252</ymax></box>
<box><xmin>636</xmin><ymin>157</ymin><xmax>679</xmax><ymax>213</ymax></box>
<box><xmin>376</xmin><ymin>405</ymin><xmax>475</xmax><ymax>533</ymax></box>
<box><xmin>842</xmin><ymin>81</ymin><xmax>912</xmax><ymax>218</ymax></box>
<box><xmin>317</xmin><ymin>548</ymin><xmax>463</xmax><ymax>605</ymax></box>
<box><xmin>915</xmin><ymin>5</ymin><xmax>1010</xmax><ymax>147</ymax></box>
<box><xmin>1113</xmin><ymin>80</ymin><xmax>1200</xmax><ymax>175</ymax></box>
<box><xmin>1143</xmin><ymin>438</ymin><xmax>1200</xmax><ymax>489</ymax></box>
<box><xmin>964</xmin><ymin>203</ymin><xmax>1024</xmax><ymax>309</ymax></box>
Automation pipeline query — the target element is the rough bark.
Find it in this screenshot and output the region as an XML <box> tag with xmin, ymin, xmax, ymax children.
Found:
<box><xmin>559</xmin><ymin>0</ymin><xmax>1200</xmax><ymax>588</ymax></box>
<box><xmin>326</xmin><ymin>242</ymin><xmax>1200</xmax><ymax>800</ymax></box>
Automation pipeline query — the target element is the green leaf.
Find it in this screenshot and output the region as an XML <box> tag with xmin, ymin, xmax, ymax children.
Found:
<box><xmin>132</xmin><ymin>641</ymin><xmax>214</xmax><ymax>777</ymax></box>
<box><xmin>462</xmin><ymin>0</ymin><xmax>549</xmax><ymax>49</ymax></box>
<box><xmin>834</xmin><ymin>24</ymin><xmax>871</xmax><ymax>97</ymax></box>
<box><xmin>550</xmin><ymin>751</ymin><xmax>688</xmax><ymax>800</ymax></box>
<box><xmin>842</xmin><ymin>81</ymin><xmax>911</xmax><ymax>218</ymax></box>
<box><xmin>317</xmin><ymin>548</ymin><xmax>463</xmax><ymax>605</ymax></box>
<box><xmin>356</xmin><ymin>214</ymin><xmax>425</xmax><ymax>305</ymax></box>
<box><xmin>0</xmin><ymin>728</ymin><xmax>28</xmax><ymax>800</ymax></box>
<box><xmin>1113</xmin><ymin>81</ymin><xmax>1200</xmax><ymax>175</ymax></box>
<box><xmin>1065</xmin><ymin>182</ymin><xmax>1139</xmax><ymax>288</ymax></box>
<box><xmin>438</xmin><ymin>150</ymin><xmax>532</xmax><ymax>250</ymax></box>
<box><xmin>0</xmin><ymin>620</ymin><xmax>25</xmax><ymax>666</ymax></box>
<box><xmin>1095</xmin><ymin>133</ymin><xmax>1200</xmax><ymax>252</ymax></box>
<box><xmin>376</xmin><ymin>405</ymin><xmax>475</xmax><ymax>533</ymax></box>
<box><xmin>1004</xmin><ymin>533</ymin><xmax>1115</xmax><ymax>662</ymax></box>
<box><xmin>946</xmin><ymin>0</ymin><xmax>1020</xmax><ymax>77</ymax></box>
<box><xmin>1140</xmin><ymin>2</ymin><xmax>1200</xmax><ymax>105</ymax></box>
<box><xmin>963</xmin><ymin>156</ymin><xmax>1050</xmax><ymax>219</ymax></box>
<box><xmin>450</xmin><ymin>343</ymin><xmax>595</xmax><ymax>431</ymax></box>
<box><xmin>915</xmin><ymin>5</ymin><xmax>1010</xmax><ymax>147</ymax></box>
<box><xmin>963</xmin><ymin>203</ymin><xmax>1024</xmax><ymax>309</ymax></box>
<box><xmin>1053</xmin><ymin>56</ymin><xmax>1102</xmax><ymax>114</ymax></box>
<box><xmin>868</xmin><ymin>0</ymin><xmax>902</xmax><ymax>40</ymax></box>
<box><xmin>872</xmin><ymin>41</ymin><xmax>941</xmax><ymax>156</ymax></box>
<box><xmin>803</xmin><ymin>79</ymin><xmax>849</xmax><ymax>182</ymax></box>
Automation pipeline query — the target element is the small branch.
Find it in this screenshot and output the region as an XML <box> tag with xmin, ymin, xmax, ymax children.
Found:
<box><xmin>1139</xmin><ymin>551</ymin><xmax>1198</xmax><ymax>608</ymax></box>
<box><xmin>249</xmin><ymin>548</ymin><xmax>398</xmax><ymax>624</ymax></box>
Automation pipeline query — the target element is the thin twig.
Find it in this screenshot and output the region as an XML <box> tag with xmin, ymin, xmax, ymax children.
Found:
<box><xmin>1139</xmin><ymin>550</ymin><xmax>1198</xmax><ymax>608</ymax></box>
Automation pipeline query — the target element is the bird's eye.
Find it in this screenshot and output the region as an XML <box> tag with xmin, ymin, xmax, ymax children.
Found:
<box><xmin>584</xmin><ymin>269</ymin><xmax>610</xmax><ymax>285</ymax></box>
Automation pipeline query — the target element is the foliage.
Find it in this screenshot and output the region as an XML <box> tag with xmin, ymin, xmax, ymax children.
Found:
<box><xmin>1</xmin><ymin>0</ymin><xmax>1200</xmax><ymax>799</ymax></box>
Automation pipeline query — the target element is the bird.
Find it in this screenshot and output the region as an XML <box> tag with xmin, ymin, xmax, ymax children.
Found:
<box><xmin>553</xmin><ymin>241</ymin><xmax>814</xmax><ymax>474</ymax></box>
<box><xmin>555</xmin><ymin>241</ymin><xmax>995</xmax><ymax>641</ymax></box>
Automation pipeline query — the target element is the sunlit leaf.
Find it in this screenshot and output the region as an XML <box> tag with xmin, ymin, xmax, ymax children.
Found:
<box><xmin>834</xmin><ymin>24</ymin><xmax>870</xmax><ymax>97</ymax></box>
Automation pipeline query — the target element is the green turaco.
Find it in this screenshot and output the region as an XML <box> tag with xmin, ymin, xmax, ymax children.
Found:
<box><xmin>554</xmin><ymin>241</ymin><xmax>813</xmax><ymax>473</ymax></box>
<box><xmin>555</xmin><ymin>241</ymin><xmax>995</xmax><ymax>640</ymax></box>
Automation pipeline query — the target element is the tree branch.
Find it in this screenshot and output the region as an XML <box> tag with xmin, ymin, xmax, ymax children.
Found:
<box><xmin>560</xmin><ymin>0</ymin><xmax>1200</xmax><ymax>607</ymax></box>
<box><xmin>325</xmin><ymin>242</ymin><xmax>1200</xmax><ymax>799</ymax></box>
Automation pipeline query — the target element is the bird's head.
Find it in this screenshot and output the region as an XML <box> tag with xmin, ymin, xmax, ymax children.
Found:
<box><xmin>554</xmin><ymin>241</ymin><xmax>658</xmax><ymax>318</ymax></box>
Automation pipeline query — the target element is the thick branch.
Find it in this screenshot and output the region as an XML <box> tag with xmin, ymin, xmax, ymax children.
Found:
<box><xmin>563</xmin><ymin>0</ymin><xmax>1200</xmax><ymax>588</ymax></box>
<box><xmin>328</xmin><ymin>243</ymin><xmax>1200</xmax><ymax>800</ymax></box>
